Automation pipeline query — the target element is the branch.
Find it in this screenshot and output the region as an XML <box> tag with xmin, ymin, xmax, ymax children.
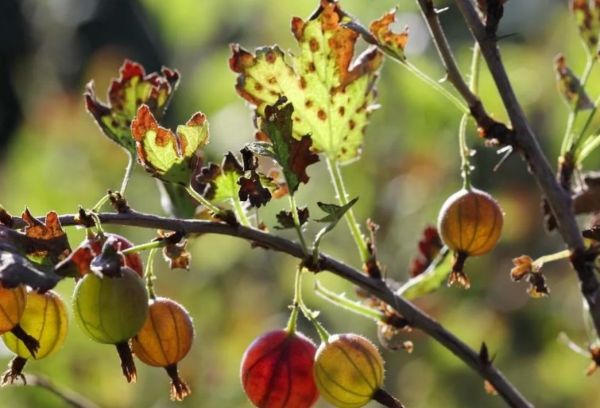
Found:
<box><xmin>415</xmin><ymin>0</ymin><xmax>514</xmax><ymax>144</ymax></box>
<box><xmin>11</xmin><ymin>374</ymin><xmax>99</xmax><ymax>408</ymax></box>
<box><xmin>448</xmin><ymin>0</ymin><xmax>600</xmax><ymax>338</ymax></box>
<box><xmin>11</xmin><ymin>210</ymin><xmax>532</xmax><ymax>408</ymax></box>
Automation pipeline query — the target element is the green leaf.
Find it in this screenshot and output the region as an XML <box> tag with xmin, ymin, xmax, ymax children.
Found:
<box><xmin>397</xmin><ymin>247</ymin><xmax>451</xmax><ymax>300</ymax></box>
<box><xmin>312</xmin><ymin>197</ymin><xmax>358</xmax><ymax>257</ymax></box>
<box><xmin>256</xmin><ymin>101</ymin><xmax>319</xmax><ymax>194</ymax></box>
<box><xmin>131</xmin><ymin>104</ymin><xmax>208</xmax><ymax>185</ymax></box>
<box><xmin>315</xmin><ymin>197</ymin><xmax>358</xmax><ymax>224</ymax></box>
<box><xmin>230</xmin><ymin>0</ymin><xmax>383</xmax><ymax>163</ymax></box>
<box><xmin>85</xmin><ymin>60</ymin><xmax>179</xmax><ymax>156</ymax></box>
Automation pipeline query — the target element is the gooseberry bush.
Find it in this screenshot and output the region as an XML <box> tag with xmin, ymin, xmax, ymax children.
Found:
<box><xmin>3</xmin><ymin>0</ymin><xmax>600</xmax><ymax>407</ymax></box>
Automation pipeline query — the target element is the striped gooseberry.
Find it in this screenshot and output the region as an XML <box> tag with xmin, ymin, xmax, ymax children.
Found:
<box><xmin>240</xmin><ymin>329</ymin><xmax>319</xmax><ymax>408</ymax></box>
<box><xmin>0</xmin><ymin>284</ymin><xmax>39</xmax><ymax>357</ymax></box>
<box><xmin>72</xmin><ymin>266</ymin><xmax>149</xmax><ymax>382</ymax></box>
<box><xmin>437</xmin><ymin>188</ymin><xmax>503</xmax><ymax>288</ymax></box>
<box><xmin>1</xmin><ymin>290</ymin><xmax>68</xmax><ymax>384</ymax></box>
<box><xmin>313</xmin><ymin>333</ymin><xmax>384</xmax><ymax>408</ymax></box>
<box><xmin>132</xmin><ymin>297</ymin><xmax>195</xmax><ymax>401</ymax></box>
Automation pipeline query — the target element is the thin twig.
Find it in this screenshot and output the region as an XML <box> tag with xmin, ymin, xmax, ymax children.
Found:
<box><xmin>451</xmin><ymin>0</ymin><xmax>600</xmax><ymax>339</ymax></box>
<box><xmin>14</xmin><ymin>374</ymin><xmax>99</xmax><ymax>408</ymax></box>
<box><xmin>11</xmin><ymin>210</ymin><xmax>533</xmax><ymax>408</ymax></box>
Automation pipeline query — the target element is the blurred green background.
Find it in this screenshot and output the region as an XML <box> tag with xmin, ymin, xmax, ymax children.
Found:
<box><xmin>1</xmin><ymin>0</ymin><xmax>600</xmax><ymax>407</ymax></box>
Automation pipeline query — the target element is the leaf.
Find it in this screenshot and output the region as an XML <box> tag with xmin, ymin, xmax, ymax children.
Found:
<box><xmin>0</xmin><ymin>227</ymin><xmax>62</xmax><ymax>291</ymax></box>
<box><xmin>238</xmin><ymin>172</ymin><xmax>272</xmax><ymax>208</ymax></box>
<box><xmin>315</xmin><ymin>197</ymin><xmax>358</xmax><ymax>224</ymax></box>
<box><xmin>275</xmin><ymin>207</ymin><xmax>309</xmax><ymax>230</ymax></box>
<box><xmin>256</xmin><ymin>101</ymin><xmax>319</xmax><ymax>194</ymax></box>
<box><xmin>229</xmin><ymin>0</ymin><xmax>383</xmax><ymax>163</ymax></box>
<box><xmin>195</xmin><ymin>151</ymin><xmax>272</xmax><ymax>208</ymax></box>
<box><xmin>554</xmin><ymin>54</ymin><xmax>594</xmax><ymax>110</ymax></box>
<box><xmin>368</xmin><ymin>8</ymin><xmax>409</xmax><ymax>60</ymax></box>
<box><xmin>571</xmin><ymin>0</ymin><xmax>600</xmax><ymax>52</ymax></box>
<box><xmin>21</xmin><ymin>209</ymin><xmax>71</xmax><ymax>266</ymax></box>
<box><xmin>311</xmin><ymin>197</ymin><xmax>358</xmax><ymax>261</ymax></box>
<box><xmin>396</xmin><ymin>247</ymin><xmax>451</xmax><ymax>300</ymax></box>
<box><xmin>85</xmin><ymin>60</ymin><xmax>179</xmax><ymax>155</ymax></box>
<box><xmin>131</xmin><ymin>104</ymin><xmax>208</xmax><ymax>185</ymax></box>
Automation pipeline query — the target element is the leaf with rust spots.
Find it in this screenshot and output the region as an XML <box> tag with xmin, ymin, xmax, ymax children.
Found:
<box><xmin>229</xmin><ymin>0</ymin><xmax>383</xmax><ymax>163</ymax></box>
<box><xmin>571</xmin><ymin>0</ymin><xmax>600</xmax><ymax>52</ymax></box>
<box><xmin>85</xmin><ymin>60</ymin><xmax>179</xmax><ymax>156</ymax></box>
<box><xmin>369</xmin><ymin>8</ymin><xmax>409</xmax><ymax>60</ymax></box>
<box><xmin>248</xmin><ymin>101</ymin><xmax>319</xmax><ymax>194</ymax></box>
<box><xmin>275</xmin><ymin>207</ymin><xmax>309</xmax><ymax>230</ymax></box>
<box><xmin>21</xmin><ymin>209</ymin><xmax>71</xmax><ymax>266</ymax></box>
<box><xmin>131</xmin><ymin>104</ymin><xmax>208</xmax><ymax>185</ymax></box>
<box><xmin>554</xmin><ymin>54</ymin><xmax>594</xmax><ymax>111</ymax></box>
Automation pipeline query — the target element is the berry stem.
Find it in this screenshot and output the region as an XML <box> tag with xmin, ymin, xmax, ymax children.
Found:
<box><xmin>531</xmin><ymin>249</ymin><xmax>571</xmax><ymax>271</ymax></box>
<box><xmin>119</xmin><ymin>151</ymin><xmax>135</xmax><ymax>196</ymax></box>
<box><xmin>184</xmin><ymin>185</ymin><xmax>222</xmax><ymax>215</ymax></box>
<box><xmin>90</xmin><ymin>194</ymin><xmax>110</xmax><ymax>213</ymax></box>
<box><xmin>459</xmin><ymin>43</ymin><xmax>482</xmax><ymax>189</ymax></box>
<box><xmin>325</xmin><ymin>157</ymin><xmax>369</xmax><ymax>264</ymax></box>
<box><xmin>121</xmin><ymin>240</ymin><xmax>164</xmax><ymax>255</ymax></box>
<box><xmin>289</xmin><ymin>195</ymin><xmax>308</xmax><ymax>254</ymax></box>
<box><xmin>144</xmin><ymin>248</ymin><xmax>158</xmax><ymax>300</ymax></box>
<box><xmin>314</xmin><ymin>280</ymin><xmax>385</xmax><ymax>322</ymax></box>
<box><xmin>231</xmin><ymin>195</ymin><xmax>251</xmax><ymax>227</ymax></box>
<box><xmin>286</xmin><ymin>266</ymin><xmax>303</xmax><ymax>334</ymax></box>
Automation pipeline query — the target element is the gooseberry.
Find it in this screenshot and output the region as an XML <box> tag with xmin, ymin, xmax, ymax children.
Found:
<box><xmin>240</xmin><ymin>329</ymin><xmax>319</xmax><ymax>408</ymax></box>
<box><xmin>314</xmin><ymin>333</ymin><xmax>384</xmax><ymax>408</ymax></box>
<box><xmin>0</xmin><ymin>284</ymin><xmax>26</xmax><ymax>335</ymax></box>
<box><xmin>132</xmin><ymin>297</ymin><xmax>195</xmax><ymax>401</ymax></box>
<box><xmin>437</xmin><ymin>188</ymin><xmax>503</xmax><ymax>288</ymax></box>
<box><xmin>1</xmin><ymin>290</ymin><xmax>68</xmax><ymax>384</ymax></box>
<box><xmin>72</xmin><ymin>266</ymin><xmax>149</xmax><ymax>382</ymax></box>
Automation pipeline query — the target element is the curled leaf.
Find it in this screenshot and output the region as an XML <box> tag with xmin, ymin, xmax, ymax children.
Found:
<box><xmin>85</xmin><ymin>60</ymin><xmax>179</xmax><ymax>155</ymax></box>
<box><xmin>369</xmin><ymin>8</ymin><xmax>409</xmax><ymax>59</ymax></box>
<box><xmin>131</xmin><ymin>105</ymin><xmax>208</xmax><ymax>185</ymax></box>
<box><xmin>554</xmin><ymin>54</ymin><xmax>594</xmax><ymax>111</ymax></box>
<box><xmin>275</xmin><ymin>207</ymin><xmax>309</xmax><ymax>230</ymax></box>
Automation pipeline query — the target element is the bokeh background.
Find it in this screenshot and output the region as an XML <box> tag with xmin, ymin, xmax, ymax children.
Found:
<box><xmin>1</xmin><ymin>0</ymin><xmax>599</xmax><ymax>407</ymax></box>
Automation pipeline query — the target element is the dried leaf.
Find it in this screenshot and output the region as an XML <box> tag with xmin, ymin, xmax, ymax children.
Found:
<box><xmin>238</xmin><ymin>172</ymin><xmax>272</xmax><ymax>208</ymax></box>
<box><xmin>131</xmin><ymin>104</ymin><xmax>208</xmax><ymax>185</ymax></box>
<box><xmin>571</xmin><ymin>0</ymin><xmax>600</xmax><ymax>52</ymax></box>
<box><xmin>369</xmin><ymin>8</ymin><xmax>409</xmax><ymax>59</ymax></box>
<box><xmin>21</xmin><ymin>210</ymin><xmax>70</xmax><ymax>265</ymax></box>
<box><xmin>275</xmin><ymin>207</ymin><xmax>309</xmax><ymax>230</ymax></box>
<box><xmin>409</xmin><ymin>226</ymin><xmax>443</xmax><ymax>278</ymax></box>
<box><xmin>85</xmin><ymin>60</ymin><xmax>179</xmax><ymax>155</ymax></box>
<box><xmin>230</xmin><ymin>0</ymin><xmax>383</xmax><ymax>163</ymax></box>
<box><xmin>555</xmin><ymin>54</ymin><xmax>594</xmax><ymax>111</ymax></box>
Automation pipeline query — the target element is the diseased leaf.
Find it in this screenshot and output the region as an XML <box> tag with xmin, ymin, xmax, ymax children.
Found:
<box><xmin>368</xmin><ymin>8</ymin><xmax>409</xmax><ymax>60</ymax></box>
<box><xmin>230</xmin><ymin>0</ymin><xmax>383</xmax><ymax>163</ymax></box>
<box><xmin>0</xmin><ymin>226</ymin><xmax>62</xmax><ymax>291</ymax></box>
<box><xmin>131</xmin><ymin>104</ymin><xmax>208</xmax><ymax>185</ymax></box>
<box><xmin>571</xmin><ymin>0</ymin><xmax>600</xmax><ymax>52</ymax></box>
<box><xmin>554</xmin><ymin>54</ymin><xmax>593</xmax><ymax>111</ymax></box>
<box><xmin>21</xmin><ymin>210</ymin><xmax>70</xmax><ymax>266</ymax></box>
<box><xmin>275</xmin><ymin>207</ymin><xmax>309</xmax><ymax>230</ymax></box>
<box><xmin>195</xmin><ymin>151</ymin><xmax>272</xmax><ymax>208</ymax></box>
<box><xmin>85</xmin><ymin>60</ymin><xmax>179</xmax><ymax>155</ymax></box>
<box><xmin>256</xmin><ymin>101</ymin><xmax>319</xmax><ymax>194</ymax></box>
<box><xmin>238</xmin><ymin>172</ymin><xmax>272</xmax><ymax>208</ymax></box>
